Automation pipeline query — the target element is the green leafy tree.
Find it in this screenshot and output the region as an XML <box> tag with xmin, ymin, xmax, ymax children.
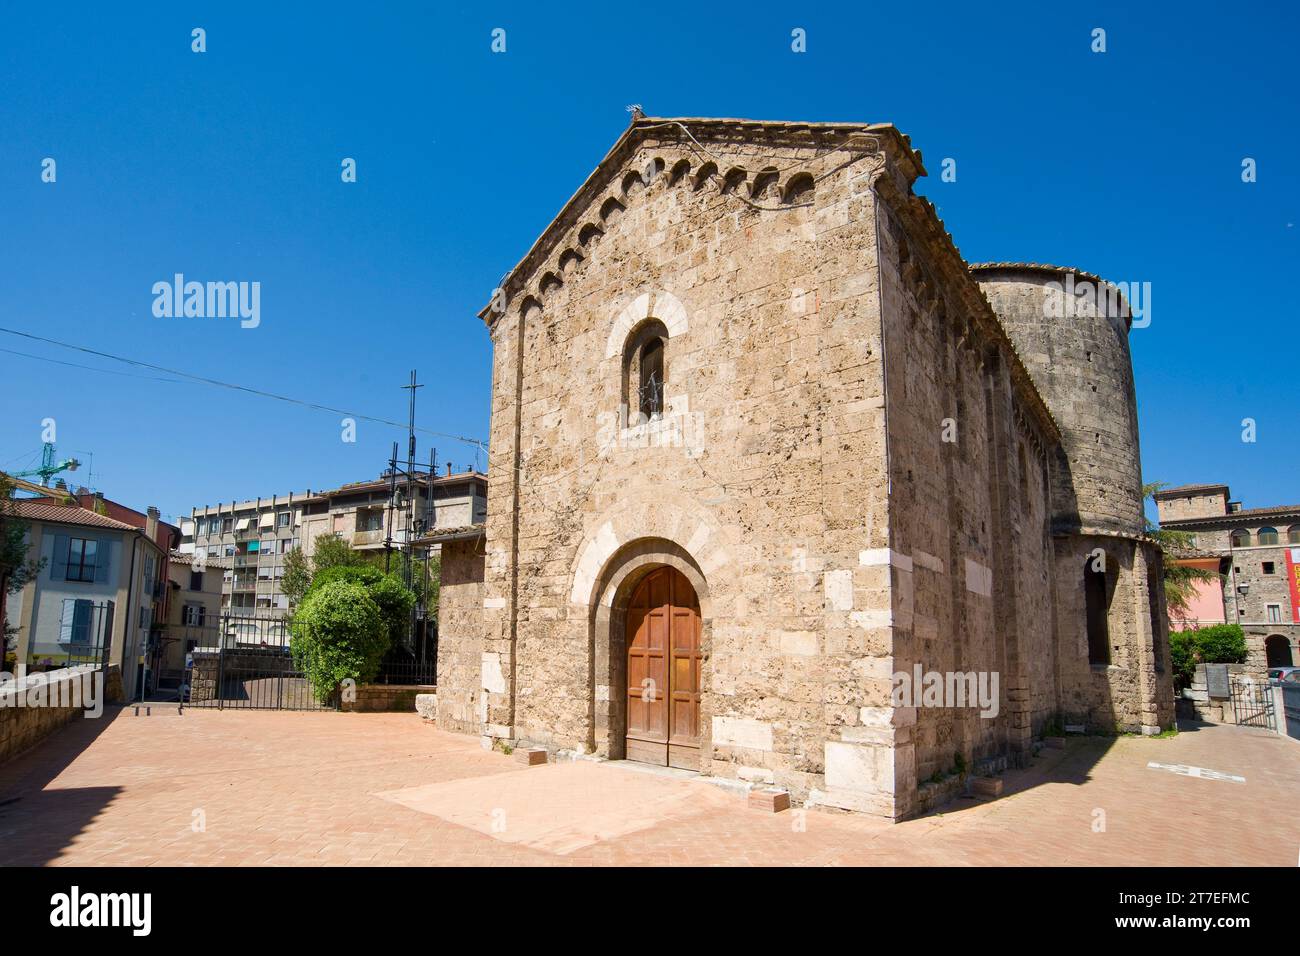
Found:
<box><xmin>1191</xmin><ymin>623</ymin><xmax>1248</xmax><ymax>664</ymax></box>
<box><xmin>366</xmin><ymin>573</ymin><xmax>417</xmax><ymax>648</ymax></box>
<box><xmin>281</xmin><ymin>533</ymin><xmax>372</xmax><ymax>608</ymax></box>
<box><xmin>293</xmin><ymin>580</ymin><xmax>388</xmax><ymax>700</ymax></box>
<box><xmin>1169</xmin><ymin>629</ymin><xmax>1197</xmax><ymax>689</ymax></box>
<box><xmin>1144</xmin><ymin>481</ymin><xmax>1220</xmax><ymax>619</ymax></box>
<box><xmin>312</xmin><ymin>534</ymin><xmax>370</xmax><ymax>574</ymax></box>
<box><xmin>369</xmin><ymin>550</ymin><xmax>439</xmax><ymax>627</ymax></box>
<box><xmin>280</xmin><ymin>545</ymin><xmax>311</xmax><ymax>607</ymax></box>
<box><xmin>1169</xmin><ymin>624</ymin><xmax>1247</xmax><ymax>691</ymax></box>
<box><xmin>1</xmin><ymin>476</ymin><xmax>48</xmax><ymax>646</ymax></box>
<box><xmin>282</xmin><ymin>533</ymin><xmax>430</xmax><ymax>644</ymax></box>
<box><xmin>305</xmin><ymin>564</ymin><xmax>414</xmax><ymax>649</ymax></box>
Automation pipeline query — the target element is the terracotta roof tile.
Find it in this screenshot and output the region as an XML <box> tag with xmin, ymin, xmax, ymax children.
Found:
<box><xmin>1162</xmin><ymin>504</ymin><xmax>1300</xmax><ymax>525</ymax></box>
<box><xmin>1152</xmin><ymin>483</ymin><xmax>1230</xmax><ymax>497</ymax></box>
<box><xmin>10</xmin><ymin>500</ymin><xmax>139</xmax><ymax>531</ymax></box>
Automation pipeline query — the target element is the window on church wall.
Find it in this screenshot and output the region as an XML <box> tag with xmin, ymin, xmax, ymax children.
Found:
<box><xmin>1085</xmin><ymin>558</ymin><xmax>1111</xmax><ymax>666</ymax></box>
<box><xmin>1257</xmin><ymin>527</ymin><xmax>1279</xmax><ymax>546</ymax></box>
<box><xmin>623</xmin><ymin>319</ymin><xmax>668</xmax><ymax>426</ymax></box>
<box><xmin>1230</xmin><ymin>529</ymin><xmax>1251</xmax><ymax>548</ymax></box>
<box><xmin>1147</xmin><ymin>561</ymin><xmax>1165</xmax><ymax>672</ymax></box>
<box><xmin>1290</xmin><ymin>526</ymin><xmax>1300</xmax><ymax>544</ymax></box>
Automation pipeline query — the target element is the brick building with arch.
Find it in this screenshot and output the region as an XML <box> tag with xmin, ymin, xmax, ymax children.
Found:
<box><xmin>1155</xmin><ymin>483</ymin><xmax>1300</xmax><ymax>672</ymax></box>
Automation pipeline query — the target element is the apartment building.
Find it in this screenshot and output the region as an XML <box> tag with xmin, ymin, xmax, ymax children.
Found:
<box><xmin>5</xmin><ymin>495</ymin><xmax>178</xmax><ymax>702</ymax></box>
<box><xmin>160</xmin><ymin>551</ymin><xmax>227</xmax><ymax>680</ymax></box>
<box><xmin>188</xmin><ymin>468</ymin><xmax>487</xmax><ymax>613</ymax></box>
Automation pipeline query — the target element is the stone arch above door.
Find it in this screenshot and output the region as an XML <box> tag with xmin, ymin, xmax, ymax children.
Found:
<box><xmin>567</xmin><ymin>497</ymin><xmax>732</xmax><ymax>611</ymax></box>
<box><xmin>585</xmin><ymin>537</ymin><xmax>711</xmax><ymax>762</ymax></box>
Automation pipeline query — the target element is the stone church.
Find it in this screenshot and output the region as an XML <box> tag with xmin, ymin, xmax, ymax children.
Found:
<box><xmin>431</xmin><ymin>115</ymin><xmax>1174</xmax><ymax>819</ymax></box>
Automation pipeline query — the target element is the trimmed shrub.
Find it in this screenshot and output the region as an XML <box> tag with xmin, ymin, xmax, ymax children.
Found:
<box><xmin>1169</xmin><ymin>623</ymin><xmax>1247</xmax><ymax>690</ymax></box>
<box><xmin>293</xmin><ymin>580</ymin><xmax>387</xmax><ymax>700</ymax></box>
<box><xmin>1169</xmin><ymin>629</ymin><xmax>1197</xmax><ymax>689</ymax></box>
<box><xmin>1192</xmin><ymin>623</ymin><xmax>1248</xmax><ymax>664</ymax></box>
<box><xmin>307</xmin><ymin>565</ymin><xmax>413</xmax><ymax>651</ymax></box>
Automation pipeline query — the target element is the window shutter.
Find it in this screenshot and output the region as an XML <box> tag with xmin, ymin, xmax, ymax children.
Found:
<box><xmin>51</xmin><ymin>534</ymin><xmax>69</xmax><ymax>580</ymax></box>
<box><xmin>94</xmin><ymin>538</ymin><xmax>111</xmax><ymax>583</ymax></box>
<box><xmin>58</xmin><ymin>598</ymin><xmax>76</xmax><ymax>644</ymax></box>
<box><xmin>73</xmin><ymin>599</ymin><xmax>92</xmax><ymax>643</ymax></box>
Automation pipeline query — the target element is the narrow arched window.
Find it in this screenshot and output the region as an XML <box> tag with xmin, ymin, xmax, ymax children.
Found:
<box><xmin>639</xmin><ymin>338</ymin><xmax>664</xmax><ymax>421</ymax></box>
<box><xmin>1230</xmin><ymin>529</ymin><xmax>1251</xmax><ymax>548</ymax></box>
<box><xmin>1258</xmin><ymin>527</ymin><xmax>1279</xmax><ymax>546</ymax></box>
<box><xmin>623</xmin><ymin>319</ymin><xmax>668</xmax><ymax>425</ymax></box>
<box><xmin>1085</xmin><ymin>556</ymin><xmax>1111</xmax><ymax>666</ymax></box>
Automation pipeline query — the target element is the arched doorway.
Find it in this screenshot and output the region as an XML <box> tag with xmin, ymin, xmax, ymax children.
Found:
<box><xmin>625</xmin><ymin>566</ymin><xmax>701</xmax><ymax>770</ymax></box>
<box><xmin>1266</xmin><ymin>634</ymin><xmax>1294</xmax><ymax>668</ymax></box>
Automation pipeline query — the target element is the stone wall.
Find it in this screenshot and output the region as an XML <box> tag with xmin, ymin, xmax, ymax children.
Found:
<box><xmin>0</xmin><ymin>666</ymin><xmax>104</xmax><ymax>766</ymax></box>
<box><xmin>850</xmin><ymin>180</ymin><xmax>1061</xmax><ymax>815</ymax></box>
<box><xmin>341</xmin><ymin>684</ymin><xmax>432</xmax><ymax>713</ymax></box>
<box><xmin>1053</xmin><ymin>535</ymin><xmax>1174</xmax><ymax>733</ymax></box>
<box><xmin>1154</xmin><ymin>489</ymin><xmax>1228</xmax><ymax>523</ymax></box>
<box><xmin>435</xmin><ymin>537</ymin><xmax>485</xmax><ymax>734</ymax></box>
<box><xmin>1178</xmin><ymin>663</ymin><xmax>1248</xmax><ymax>723</ymax></box>
<box><xmin>975</xmin><ymin>268</ymin><xmax>1145</xmax><ymax>536</ymax></box>
<box><xmin>975</xmin><ymin>266</ymin><xmax>1174</xmax><ymax>735</ymax></box>
<box><xmin>188</xmin><ymin>647</ymin><xmax>299</xmax><ymax>704</ymax></box>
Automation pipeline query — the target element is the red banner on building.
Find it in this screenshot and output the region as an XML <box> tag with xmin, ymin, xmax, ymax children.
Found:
<box><xmin>1286</xmin><ymin>548</ymin><xmax>1300</xmax><ymax>624</ymax></box>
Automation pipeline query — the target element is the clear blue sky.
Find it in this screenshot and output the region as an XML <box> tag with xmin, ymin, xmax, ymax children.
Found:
<box><xmin>2</xmin><ymin>2</ymin><xmax>1296</xmax><ymax>526</ymax></box>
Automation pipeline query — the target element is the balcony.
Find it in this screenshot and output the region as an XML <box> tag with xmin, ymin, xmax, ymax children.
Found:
<box><xmin>352</xmin><ymin>529</ymin><xmax>385</xmax><ymax>547</ymax></box>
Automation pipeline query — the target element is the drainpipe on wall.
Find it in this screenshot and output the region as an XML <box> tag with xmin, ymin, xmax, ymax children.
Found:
<box><xmin>121</xmin><ymin>531</ymin><xmax>140</xmax><ymax>704</ymax></box>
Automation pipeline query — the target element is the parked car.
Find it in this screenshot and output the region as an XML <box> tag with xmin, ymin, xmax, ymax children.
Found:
<box><xmin>1267</xmin><ymin>666</ymin><xmax>1300</xmax><ymax>684</ymax></box>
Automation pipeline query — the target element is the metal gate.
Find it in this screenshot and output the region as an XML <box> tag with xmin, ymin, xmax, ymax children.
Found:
<box><xmin>1282</xmin><ymin>684</ymin><xmax>1300</xmax><ymax>741</ymax></box>
<box><xmin>1230</xmin><ymin>677</ymin><xmax>1276</xmax><ymax>731</ymax></box>
<box><xmin>181</xmin><ymin>613</ymin><xmax>338</xmax><ymax>711</ymax></box>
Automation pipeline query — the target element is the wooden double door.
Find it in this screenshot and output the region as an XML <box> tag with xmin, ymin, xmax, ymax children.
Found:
<box><xmin>625</xmin><ymin>566</ymin><xmax>702</xmax><ymax>770</ymax></box>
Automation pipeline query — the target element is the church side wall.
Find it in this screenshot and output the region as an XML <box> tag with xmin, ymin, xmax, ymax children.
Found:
<box><xmin>874</xmin><ymin>206</ymin><xmax>1058</xmax><ymax>797</ymax></box>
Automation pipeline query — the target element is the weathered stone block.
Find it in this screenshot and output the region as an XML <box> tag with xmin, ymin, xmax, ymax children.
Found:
<box><xmin>415</xmin><ymin>694</ymin><xmax>438</xmax><ymax>721</ymax></box>
<box><xmin>748</xmin><ymin>788</ymin><xmax>791</xmax><ymax>813</ymax></box>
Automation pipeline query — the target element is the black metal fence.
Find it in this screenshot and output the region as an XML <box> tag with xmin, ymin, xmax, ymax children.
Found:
<box><xmin>372</xmin><ymin>616</ymin><xmax>436</xmax><ymax>685</ymax></box>
<box><xmin>186</xmin><ymin>644</ymin><xmax>337</xmax><ymax>710</ymax></box>
<box><xmin>179</xmin><ymin>611</ymin><xmax>336</xmax><ymax>711</ymax></box>
<box><xmin>373</xmin><ymin>647</ymin><xmax>436</xmax><ymax>686</ymax></box>
<box><xmin>1230</xmin><ymin>677</ymin><xmax>1276</xmax><ymax>731</ymax></box>
<box><xmin>174</xmin><ymin>610</ymin><xmax>434</xmax><ymax>708</ymax></box>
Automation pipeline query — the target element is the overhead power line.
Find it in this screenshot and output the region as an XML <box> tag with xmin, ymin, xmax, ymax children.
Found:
<box><xmin>0</xmin><ymin>327</ymin><xmax>486</xmax><ymax>452</ymax></box>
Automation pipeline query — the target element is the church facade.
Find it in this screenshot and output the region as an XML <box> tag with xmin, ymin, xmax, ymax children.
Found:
<box><xmin>433</xmin><ymin>116</ymin><xmax>1174</xmax><ymax>819</ymax></box>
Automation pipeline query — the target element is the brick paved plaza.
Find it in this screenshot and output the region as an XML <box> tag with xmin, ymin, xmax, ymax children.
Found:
<box><xmin>0</xmin><ymin>708</ymin><xmax>1295</xmax><ymax>866</ymax></box>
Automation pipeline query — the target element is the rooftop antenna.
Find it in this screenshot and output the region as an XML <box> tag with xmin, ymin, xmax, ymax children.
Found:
<box><xmin>70</xmin><ymin>449</ymin><xmax>96</xmax><ymax>489</ymax></box>
<box><xmin>400</xmin><ymin>370</ymin><xmax>423</xmax><ymax>592</ymax></box>
<box><xmin>626</xmin><ymin>103</ymin><xmax>644</xmax><ymax>120</ymax></box>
